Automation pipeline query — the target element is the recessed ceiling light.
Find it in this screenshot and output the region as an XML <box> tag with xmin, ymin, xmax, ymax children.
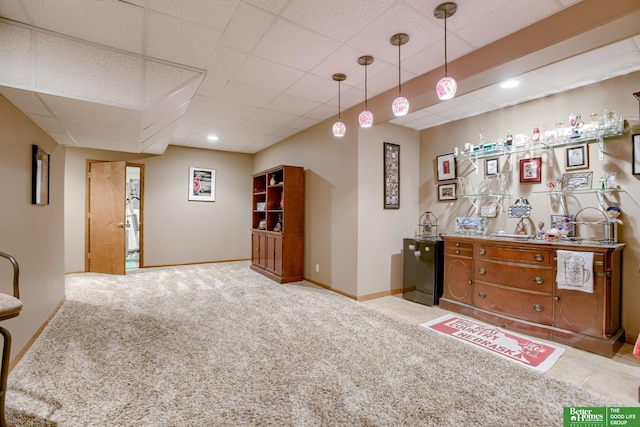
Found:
<box><xmin>207</xmin><ymin>135</ymin><xmax>219</xmax><ymax>141</ymax></box>
<box><xmin>500</xmin><ymin>80</ymin><xmax>520</xmax><ymax>89</ymax></box>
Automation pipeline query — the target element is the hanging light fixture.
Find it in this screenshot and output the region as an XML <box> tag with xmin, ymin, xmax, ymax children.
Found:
<box><xmin>331</xmin><ymin>73</ymin><xmax>347</xmax><ymax>138</ymax></box>
<box><xmin>434</xmin><ymin>2</ymin><xmax>457</xmax><ymax>101</ymax></box>
<box><xmin>390</xmin><ymin>33</ymin><xmax>410</xmax><ymax>117</ymax></box>
<box><xmin>357</xmin><ymin>55</ymin><xmax>374</xmax><ymax>128</ymax></box>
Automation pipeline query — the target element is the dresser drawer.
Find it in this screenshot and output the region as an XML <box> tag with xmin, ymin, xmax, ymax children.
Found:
<box><xmin>474</xmin><ymin>283</ymin><xmax>553</xmax><ymax>325</ymax></box>
<box><xmin>445</xmin><ymin>240</ymin><xmax>473</xmax><ymax>257</ymax></box>
<box><xmin>475</xmin><ymin>244</ymin><xmax>551</xmax><ymax>265</ymax></box>
<box><xmin>474</xmin><ymin>259</ymin><xmax>553</xmax><ymax>293</ymax></box>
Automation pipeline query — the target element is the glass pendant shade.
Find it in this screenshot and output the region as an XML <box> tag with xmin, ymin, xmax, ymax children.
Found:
<box><xmin>358</xmin><ymin>110</ymin><xmax>374</xmax><ymax>128</ymax></box>
<box><xmin>332</xmin><ymin>120</ymin><xmax>346</xmax><ymax>137</ymax></box>
<box><xmin>357</xmin><ymin>55</ymin><xmax>374</xmax><ymax>128</ymax></box>
<box><xmin>436</xmin><ymin>76</ymin><xmax>457</xmax><ymax>100</ymax></box>
<box><xmin>392</xmin><ymin>96</ymin><xmax>409</xmax><ymax>116</ymax></box>
<box><xmin>434</xmin><ymin>3</ymin><xmax>458</xmax><ymax>101</ymax></box>
<box><xmin>331</xmin><ymin>73</ymin><xmax>347</xmax><ymax>138</ymax></box>
<box><xmin>390</xmin><ymin>33</ymin><xmax>410</xmax><ymax>117</ymax></box>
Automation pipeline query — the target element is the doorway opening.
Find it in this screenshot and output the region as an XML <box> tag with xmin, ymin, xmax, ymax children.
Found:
<box><xmin>126</xmin><ymin>166</ymin><xmax>141</xmax><ymax>269</ymax></box>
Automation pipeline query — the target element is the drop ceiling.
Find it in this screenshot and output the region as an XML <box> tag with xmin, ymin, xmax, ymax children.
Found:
<box><xmin>1</xmin><ymin>0</ymin><xmax>639</xmax><ymax>155</ymax></box>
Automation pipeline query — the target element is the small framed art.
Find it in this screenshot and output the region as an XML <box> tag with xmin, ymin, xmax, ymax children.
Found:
<box><xmin>633</xmin><ymin>134</ymin><xmax>640</xmax><ymax>175</ymax></box>
<box><xmin>383</xmin><ymin>142</ymin><xmax>400</xmax><ymax>209</ymax></box>
<box><xmin>436</xmin><ymin>153</ymin><xmax>456</xmax><ymax>181</ymax></box>
<box><xmin>565</xmin><ymin>144</ymin><xmax>589</xmax><ymax>170</ymax></box>
<box><xmin>485</xmin><ymin>157</ymin><xmax>499</xmax><ymax>176</ymax></box>
<box><xmin>438</xmin><ymin>183</ymin><xmax>456</xmax><ymax>201</ymax></box>
<box><xmin>519</xmin><ymin>157</ymin><xmax>542</xmax><ymax>183</ymax></box>
<box><xmin>561</xmin><ymin>171</ymin><xmax>593</xmax><ymax>190</ymax></box>
<box><xmin>32</xmin><ymin>144</ymin><xmax>50</xmax><ymax>205</ymax></box>
<box><xmin>550</xmin><ymin>214</ymin><xmax>574</xmax><ymax>237</ymax></box>
<box><xmin>189</xmin><ymin>167</ymin><xmax>216</xmax><ymax>201</ymax></box>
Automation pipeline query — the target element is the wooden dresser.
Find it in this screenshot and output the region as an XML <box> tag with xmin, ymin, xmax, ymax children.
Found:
<box><xmin>439</xmin><ymin>235</ymin><xmax>625</xmax><ymax>357</ymax></box>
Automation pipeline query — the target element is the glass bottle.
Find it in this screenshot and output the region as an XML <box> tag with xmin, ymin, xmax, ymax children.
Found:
<box><xmin>532</xmin><ymin>122</ymin><xmax>540</xmax><ymax>143</ymax></box>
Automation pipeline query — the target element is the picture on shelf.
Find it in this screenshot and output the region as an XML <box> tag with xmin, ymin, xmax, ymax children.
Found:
<box><xmin>455</xmin><ymin>217</ymin><xmax>485</xmax><ymax>234</ymax></box>
<box><xmin>438</xmin><ymin>183</ymin><xmax>456</xmax><ymax>201</ymax></box>
<box><xmin>565</xmin><ymin>144</ymin><xmax>589</xmax><ymax>170</ymax></box>
<box><xmin>485</xmin><ymin>157</ymin><xmax>499</xmax><ymax>176</ymax></box>
<box><xmin>436</xmin><ymin>153</ymin><xmax>456</xmax><ymax>181</ymax></box>
<box><xmin>519</xmin><ymin>157</ymin><xmax>542</xmax><ymax>183</ymax></box>
<box><xmin>561</xmin><ymin>171</ymin><xmax>593</xmax><ymax>190</ymax></box>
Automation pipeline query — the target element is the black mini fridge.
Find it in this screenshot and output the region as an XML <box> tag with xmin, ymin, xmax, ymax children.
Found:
<box><xmin>402</xmin><ymin>238</ymin><xmax>444</xmax><ymax>306</ymax></box>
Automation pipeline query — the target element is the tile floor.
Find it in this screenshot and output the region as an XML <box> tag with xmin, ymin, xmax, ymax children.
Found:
<box><xmin>361</xmin><ymin>294</ymin><xmax>640</xmax><ymax>407</ymax></box>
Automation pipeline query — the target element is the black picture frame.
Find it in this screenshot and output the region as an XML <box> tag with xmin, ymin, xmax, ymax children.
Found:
<box><xmin>485</xmin><ymin>157</ymin><xmax>499</xmax><ymax>176</ymax></box>
<box><xmin>31</xmin><ymin>144</ymin><xmax>50</xmax><ymax>205</ymax></box>
<box><xmin>633</xmin><ymin>134</ymin><xmax>640</xmax><ymax>175</ymax></box>
<box><xmin>383</xmin><ymin>142</ymin><xmax>400</xmax><ymax>209</ymax></box>
<box><xmin>438</xmin><ymin>183</ymin><xmax>456</xmax><ymax>201</ymax></box>
<box><xmin>436</xmin><ymin>153</ymin><xmax>456</xmax><ymax>181</ymax></box>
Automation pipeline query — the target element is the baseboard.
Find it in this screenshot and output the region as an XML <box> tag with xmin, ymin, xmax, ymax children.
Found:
<box><xmin>10</xmin><ymin>297</ymin><xmax>66</xmax><ymax>371</ymax></box>
<box><xmin>303</xmin><ymin>277</ymin><xmax>402</xmax><ymax>301</ymax></box>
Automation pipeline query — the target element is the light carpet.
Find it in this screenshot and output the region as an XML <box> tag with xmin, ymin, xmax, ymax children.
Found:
<box><xmin>422</xmin><ymin>314</ymin><xmax>564</xmax><ymax>373</ymax></box>
<box><xmin>7</xmin><ymin>261</ymin><xmax>619</xmax><ymax>426</ymax></box>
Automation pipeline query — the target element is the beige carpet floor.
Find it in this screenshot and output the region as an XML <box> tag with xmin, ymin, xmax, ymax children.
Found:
<box><xmin>6</xmin><ymin>261</ymin><xmax>618</xmax><ymax>426</ymax></box>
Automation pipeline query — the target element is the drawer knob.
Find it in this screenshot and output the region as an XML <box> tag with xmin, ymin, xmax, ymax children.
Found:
<box><xmin>478</xmin><ymin>248</ymin><xmax>486</xmax><ymax>255</ymax></box>
<box><xmin>532</xmin><ymin>304</ymin><xmax>544</xmax><ymax>312</ymax></box>
<box><xmin>455</xmin><ymin>250</ymin><xmax>460</xmax><ymax>255</ymax></box>
<box><xmin>532</xmin><ymin>276</ymin><xmax>544</xmax><ymax>285</ymax></box>
<box><xmin>478</xmin><ymin>267</ymin><xmax>486</xmax><ymax>275</ymax></box>
<box><xmin>554</xmin><ymin>296</ymin><xmax>560</xmax><ymax>302</ymax></box>
<box><xmin>533</xmin><ymin>253</ymin><xmax>544</xmax><ymax>262</ymax></box>
<box><xmin>478</xmin><ymin>292</ymin><xmax>486</xmax><ymax>299</ymax></box>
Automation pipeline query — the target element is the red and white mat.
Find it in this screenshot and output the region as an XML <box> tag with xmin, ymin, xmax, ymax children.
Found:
<box><xmin>421</xmin><ymin>314</ymin><xmax>565</xmax><ymax>373</ymax></box>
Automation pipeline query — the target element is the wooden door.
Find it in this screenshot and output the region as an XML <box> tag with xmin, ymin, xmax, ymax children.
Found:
<box><xmin>88</xmin><ymin>161</ymin><xmax>126</xmax><ymax>274</ymax></box>
<box><xmin>266</xmin><ymin>235</ymin><xmax>282</xmax><ymax>275</ymax></box>
<box><xmin>443</xmin><ymin>257</ymin><xmax>473</xmax><ymax>304</ymax></box>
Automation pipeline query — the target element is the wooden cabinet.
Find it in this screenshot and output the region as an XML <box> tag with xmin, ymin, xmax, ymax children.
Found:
<box><xmin>440</xmin><ymin>236</ymin><xmax>625</xmax><ymax>357</ymax></box>
<box><xmin>250</xmin><ymin>165</ymin><xmax>304</xmax><ymax>283</ymax></box>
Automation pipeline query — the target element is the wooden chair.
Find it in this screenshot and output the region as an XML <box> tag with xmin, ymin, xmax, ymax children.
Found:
<box><xmin>0</xmin><ymin>252</ymin><xmax>22</xmax><ymax>427</ymax></box>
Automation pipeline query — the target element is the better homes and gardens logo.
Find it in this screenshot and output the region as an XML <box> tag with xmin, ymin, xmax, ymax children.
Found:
<box><xmin>564</xmin><ymin>407</ymin><xmax>640</xmax><ymax>427</ymax></box>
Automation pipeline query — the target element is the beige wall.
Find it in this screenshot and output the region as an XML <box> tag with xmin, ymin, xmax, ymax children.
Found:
<box><xmin>64</xmin><ymin>145</ymin><xmax>253</xmax><ymax>272</ymax></box>
<box><xmin>255</xmin><ymin>110</ymin><xmax>421</xmax><ymax>298</ymax></box>
<box><xmin>0</xmin><ymin>95</ymin><xmax>66</xmax><ymax>354</ymax></box>
<box><xmin>419</xmin><ymin>71</ymin><xmax>640</xmax><ymax>339</ymax></box>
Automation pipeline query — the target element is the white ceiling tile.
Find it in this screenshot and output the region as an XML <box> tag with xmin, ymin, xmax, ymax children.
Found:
<box><xmin>148</xmin><ymin>0</ymin><xmax>240</xmax><ymax>29</ymax></box>
<box><xmin>266</xmin><ymin>94</ymin><xmax>321</xmax><ymax>116</ymax></box>
<box><xmin>146</xmin><ymin>12</ymin><xmax>221</xmax><ymax>69</ymax></box>
<box><xmin>287</xmin><ymin>116</ymin><xmax>320</xmax><ymax>131</ymax></box>
<box><xmin>234</xmin><ymin>57</ymin><xmax>304</xmax><ymax>92</ymax></box>
<box><xmin>285</xmin><ymin>74</ymin><xmax>337</xmax><ymax>103</ymax></box>
<box><xmin>28</xmin><ymin>114</ymin><xmax>65</xmax><ymax>133</ymax></box>
<box><xmin>0</xmin><ymin>1</ymin><xmax>32</xmax><ymax>24</ymax></box>
<box><xmin>0</xmin><ymin>22</ymin><xmax>33</xmax><ymax>88</ymax></box>
<box><xmin>0</xmin><ymin>87</ymin><xmax>51</xmax><ymax>116</ymax></box>
<box><xmin>245</xmin><ymin>0</ymin><xmax>289</xmax><ymax>15</ymax></box>
<box><xmin>203</xmin><ymin>98</ymin><xmax>261</xmax><ymax>121</ymax></box>
<box><xmin>198</xmin><ymin>47</ymin><xmax>247</xmax><ymax>98</ymax></box>
<box><xmin>251</xmin><ymin>109</ymin><xmax>297</xmax><ymax>127</ymax></box>
<box><xmin>220</xmin><ymin>3</ymin><xmax>275</xmax><ymax>53</ymax></box>
<box><xmin>39</xmin><ymin>94</ymin><xmax>142</xmax><ymax>129</ymax></box>
<box><xmin>253</xmin><ymin>19</ymin><xmax>341</xmax><ymax>71</ymax></box>
<box><xmin>216</xmin><ymin>81</ymin><xmax>279</xmax><ymax>108</ymax></box>
<box><xmin>281</xmin><ymin>0</ymin><xmax>396</xmax><ymax>42</ymax></box>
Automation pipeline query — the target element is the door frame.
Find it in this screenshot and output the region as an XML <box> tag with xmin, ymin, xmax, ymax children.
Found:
<box><xmin>84</xmin><ymin>160</ymin><xmax>145</xmax><ymax>272</ymax></box>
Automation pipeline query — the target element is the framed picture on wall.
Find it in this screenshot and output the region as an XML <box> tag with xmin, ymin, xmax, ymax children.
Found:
<box><xmin>438</xmin><ymin>183</ymin><xmax>456</xmax><ymax>201</ymax></box>
<box><xmin>383</xmin><ymin>142</ymin><xmax>400</xmax><ymax>209</ymax></box>
<box><xmin>633</xmin><ymin>134</ymin><xmax>640</xmax><ymax>175</ymax></box>
<box><xmin>31</xmin><ymin>144</ymin><xmax>50</xmax><ymax>205</ymax></box>
<box><xmin>565</xmin><ymin>144</ymin><xmax>589</xmax><ymax>170</ymax></box>
<box><xmin>436</xmin><ymin>153</ymin><xmax>456</xmax><ymax>181</ymax></box>
<box><xmin>519</xmin><ymin>157</ymin><xmax>542</xmax><ymax>183</ymax></box>
<box><xmin>189</xmin><ymin>166</ymin><xmax>216</xmax><ymax>201</ymax></box>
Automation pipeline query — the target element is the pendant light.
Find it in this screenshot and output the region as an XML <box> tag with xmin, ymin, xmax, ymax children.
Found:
<box><xmin>332</xmin><ymin>73</ymin><xmax>347</xmax><ymax>138</ymax></box>
<box><xmin>390</xmin><ymin>33</ymin><xmax>410</xmax><ymax>117</ymax></box>
<box><xmin>357</xmin><ymin>55</ymin><xmax>374</xmax><ymax>128</ymax></box>
<box><xmin>434</xmin><ymin>2</ymin><xmax>457</xmax><ymax>101</ymax></box>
